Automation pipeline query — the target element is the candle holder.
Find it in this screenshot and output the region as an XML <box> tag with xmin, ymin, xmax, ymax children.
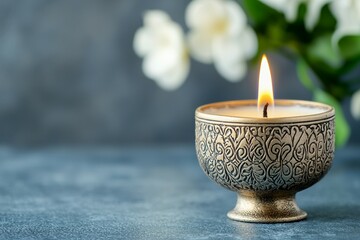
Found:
<box><xmin>195</xmin><ymin>100</ymin><xmax>335</xmax><ymax>223</ymax></box>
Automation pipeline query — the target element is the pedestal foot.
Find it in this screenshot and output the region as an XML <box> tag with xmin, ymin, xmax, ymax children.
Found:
<box><xmin>227</xmin><ymin>191</ymin><xmax>307</xmax><ymax>223</ymax></box>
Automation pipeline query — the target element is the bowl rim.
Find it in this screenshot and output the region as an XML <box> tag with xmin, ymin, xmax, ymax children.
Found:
<box><xmin>195</xmin><ymin>99</ymin><xmax>335</xmax><ymax>124</ymax></box>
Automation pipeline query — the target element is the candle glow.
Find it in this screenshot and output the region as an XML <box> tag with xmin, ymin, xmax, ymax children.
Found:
<box><xmin>258</xmin><ymin>55</ymin><xmax>274</xmax><ymax>112</ymax></box>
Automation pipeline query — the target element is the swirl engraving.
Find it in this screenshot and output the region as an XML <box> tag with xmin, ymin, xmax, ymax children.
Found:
<box><xmin>195</xmin><ymin>118</ymin><xmax>335</xmax><ymax>192</ymax></box>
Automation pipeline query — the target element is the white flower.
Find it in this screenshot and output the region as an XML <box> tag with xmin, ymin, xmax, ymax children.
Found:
<box><xmin>351</xmin><ymin>89</ymin><xmax>360</xmax><ymax>120</ymax></box>
<box><xmin>261</xmin><ymin>0</ymin><xmax>360</xmax><ymax>41</ymax></box>
<box><xmin>134</xmin><ymin>11</ymin><xmax>189</xmax><ymax>91</ymax></box>
<box><xmin>260</xmin><ymin>0</ymin><xmax>329</xmax><ymax>30</ymax></box>
<box><xmin>304</xmin><ymin>0</ymin><xmax>360</xmax><ymax>46</ymax></box>
<box><xmin>185</xmin><ymin>0</ymin><xmax>258</xmax><ymax>82</ymax></box>
<box><xmin>330</xmin><ymin>0</ymin><xmax>360</xmax><ymax>44</ymax></box>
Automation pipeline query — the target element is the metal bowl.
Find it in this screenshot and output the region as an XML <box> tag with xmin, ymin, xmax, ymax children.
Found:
<box><xmin>195</xmin><ymin>100</ymin><xmax>335</xmax><ymax>223</ymax></box>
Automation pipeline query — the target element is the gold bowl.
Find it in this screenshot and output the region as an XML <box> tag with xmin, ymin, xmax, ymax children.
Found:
<box><xmin>195</xmin><ymin>100</ymin><xmax>335</xmax><ymax>223</ymax></box>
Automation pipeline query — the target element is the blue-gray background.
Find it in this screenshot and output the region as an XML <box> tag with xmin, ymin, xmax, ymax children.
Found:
<box><xmin>0</xmin><ymin>0</ymin><xmax>358</xmax><ymax>146</ymax></box>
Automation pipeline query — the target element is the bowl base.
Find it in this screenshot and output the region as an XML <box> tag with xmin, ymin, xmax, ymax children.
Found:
<box><xmin>227</xmin><ymin>191</ymin><xmax>307</xmax><ymax>223</ymax></box>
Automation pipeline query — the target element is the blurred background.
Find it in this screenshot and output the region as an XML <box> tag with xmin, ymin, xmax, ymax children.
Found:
<box><xmin>0</xmin><ymin>0</ymin><xmax>358</xmax><ymax>147</ymax></box>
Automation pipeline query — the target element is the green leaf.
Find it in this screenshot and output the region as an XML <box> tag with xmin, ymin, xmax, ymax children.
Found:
<box><xmin>313</xmin><ymin>89</ymin><xmax>350</xmax><ymax>148</ymax></box>
<box><xmin>311</xmin><ymin>5</ymin><xmax>336</xmax><ymax>34</ymax></box>
<box><xmin>338</xmin><ymin>35</ymin><xmax>360</xmax><ymax>60</ymax></box>
<box><xmin>296</xmin><ymin>59</ymin><xmax>315</xmax><ymax>91</ymax></box>
<box><xmin>241</xmin><ymin>0</ymin><xmax>281</xmax><ymax>26</ymax></box>
<box><xmin>306</xmin><ymin>34</ymin><xmax>341</xmax><ymax>69</ymax></box>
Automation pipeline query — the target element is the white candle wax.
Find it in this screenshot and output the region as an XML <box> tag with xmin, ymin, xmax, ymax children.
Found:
<box><xmin>205</xmin><ymin>104</ymin><xmax>325</xmax><ymax>118</ymax></box>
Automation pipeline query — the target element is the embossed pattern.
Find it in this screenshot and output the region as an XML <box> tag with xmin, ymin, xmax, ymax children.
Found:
<box><xmin>195</xmin><ymin>118</ymin><xmax>335</xmax><ymax>192</ymax></box>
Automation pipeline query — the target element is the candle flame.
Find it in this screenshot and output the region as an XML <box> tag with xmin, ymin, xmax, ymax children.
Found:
<box><xmin>258</xmin><ymin>55</ymin><xmax>274</xmax><ymax>111</ymax></box>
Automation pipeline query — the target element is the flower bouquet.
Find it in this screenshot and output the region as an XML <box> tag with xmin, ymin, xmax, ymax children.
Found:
<box><xmin>134</xmin><ymin>0</ymin><xmax>360</xmax><ymax>147</ymax></box>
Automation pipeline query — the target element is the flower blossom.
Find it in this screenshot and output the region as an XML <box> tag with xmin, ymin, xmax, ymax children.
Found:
<box><xmin>185</xmin><ymin>0</ymin><xmax>258</xmax><ymax>82</ymax></box>
<box><xmin>259</xmin><ymin>0</ymin><xmax>328</xmax><ymax>30</ymax></box>
<box><xmin>134</xmin><ymin>11</ymin><xmax>189</xmax><ymax>91</ymax></box>
<box><xmin>351</xmin><ymin>89</ymin><xmax>360</xmax><ymax>120</ymax></box>
<box><xmin>260</xmin><ymin>0</ymin><xmax>360</xmax><ymax>43</ymax></box>
<box><xmin>330</xmin><ymin>0</ymin><xmax>360</xmax><ymax>44</ymax></box>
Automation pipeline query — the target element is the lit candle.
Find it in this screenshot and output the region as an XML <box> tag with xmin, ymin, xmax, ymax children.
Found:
<box><xmin>258</xmin><ymin>54</ymin><xmax>274</xmax><ymax>117</ymax></box>
<box><xmin>203</xmin><ymin>55</ymin><xmax>327</xmax><ymax>119</ymax></box>
<box><xmin>194</xmin><ymin>55</ymin><xmax>335</xmax><ymax>223</ymax></box>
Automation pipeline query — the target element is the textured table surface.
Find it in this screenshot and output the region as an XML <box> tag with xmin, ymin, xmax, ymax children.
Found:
<box><xmin>0</xmin><ymin>145</ymin><xmax>359</xmax><ymax>239</ymax></box>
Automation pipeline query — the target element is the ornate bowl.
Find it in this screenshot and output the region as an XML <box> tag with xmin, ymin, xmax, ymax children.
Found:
<box><xmin>195</xmin><ymin>100</ymin><xmax>335</xmax><ymax>223</ymax></box>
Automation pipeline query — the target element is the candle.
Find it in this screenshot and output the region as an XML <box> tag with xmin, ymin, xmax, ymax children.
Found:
<box><xmin>194</xmin><ymin>54</ymin><xmax>335</xmax><ymax>223</ymax></box>
<box><xmin>202</xmin><ymin>55</ymin><xmax>328</xmax><ymax>119</ymax></box>
<box><xmin>204</xmin><ymin>102</ymin><xmax>326</xmax><ymax>118</ymax></box>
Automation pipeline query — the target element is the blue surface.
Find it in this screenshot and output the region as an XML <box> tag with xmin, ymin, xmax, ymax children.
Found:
<box><xmin>0</xmin><ymin>145</ymin><xmax>359</xmax><ymax>239</ymax></box>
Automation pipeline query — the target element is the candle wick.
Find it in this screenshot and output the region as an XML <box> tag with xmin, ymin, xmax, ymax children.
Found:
<box><xmin>263</xmin><ymin>102</ymin><xmax>269</xmax><ymax>118</ymax></box>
